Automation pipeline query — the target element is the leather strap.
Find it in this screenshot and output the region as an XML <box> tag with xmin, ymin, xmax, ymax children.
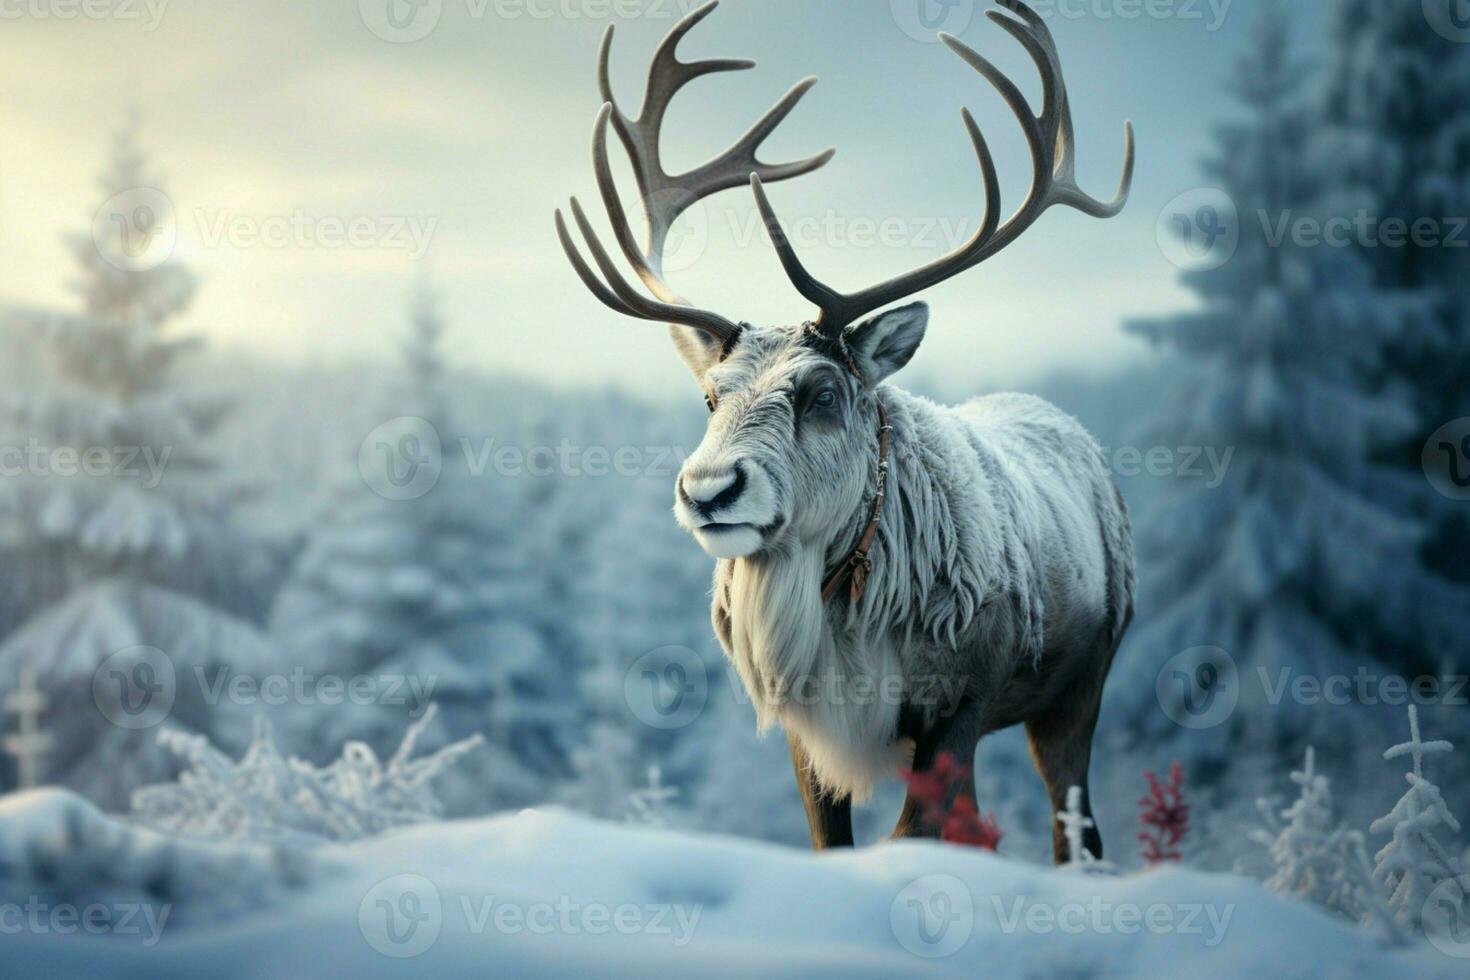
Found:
<box><xmin>821</xmin><ymin>398</ymin><xmax>890</xmax><ymax>605</ymax></box>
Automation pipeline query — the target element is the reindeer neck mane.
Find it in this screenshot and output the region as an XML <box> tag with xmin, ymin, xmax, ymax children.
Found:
<box><xmin>716</xmin><ymin>389</ymin><xmax>1010</xmax><ymax>721</ymax></box>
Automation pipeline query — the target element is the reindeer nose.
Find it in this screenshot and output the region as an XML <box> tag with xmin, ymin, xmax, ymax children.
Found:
<box><xmin>678</xmin><ymin>464</ymin><xmax>747</xmax><ymax>519</ymax></box>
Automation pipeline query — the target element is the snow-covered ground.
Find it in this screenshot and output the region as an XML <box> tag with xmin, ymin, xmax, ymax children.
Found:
<box><xmin>1</xmin><ymin>789</ymin><xmax>1462</xmax><ymax>979</ymax></box>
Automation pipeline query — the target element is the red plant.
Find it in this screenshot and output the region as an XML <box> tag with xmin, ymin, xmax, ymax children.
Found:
<box><xmin>1138</xmin><ymin>761</ymin><xmax>1189</xmax><ymax>863</ymax></box>
<box><xmin>899</xmin><ymin>752</ymin><xmax>1003</xmax><ymax>850</ymax></box>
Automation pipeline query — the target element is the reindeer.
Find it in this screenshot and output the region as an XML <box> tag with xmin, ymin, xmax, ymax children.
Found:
<box><xmin>555</xmin><ymin>0</ymin><xmax>1135</xmax><ymax>862</ymax></box>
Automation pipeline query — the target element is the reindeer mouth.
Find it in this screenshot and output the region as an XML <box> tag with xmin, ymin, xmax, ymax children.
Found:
<box><xmin>691</xmin><ymin>522</ymin><xmax>766</xmax><ymax>560</ymax></box>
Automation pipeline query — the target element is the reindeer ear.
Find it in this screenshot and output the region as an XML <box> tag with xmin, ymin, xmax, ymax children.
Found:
<box><xmin>668</xmin><ymin>324</ymin><xmax>724</xmax><ymax>379</ymax></box>
<box><xmin>845</xmin><ymin>302</ymin><xmax>928</xmax><ymax>384</ymax></box>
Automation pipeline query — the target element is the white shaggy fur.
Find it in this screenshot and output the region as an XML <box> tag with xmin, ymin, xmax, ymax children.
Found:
<box><xmin>682</xmin><ymin>311</ymin><xmax>1133</xmax><ymax>802</ymax></box>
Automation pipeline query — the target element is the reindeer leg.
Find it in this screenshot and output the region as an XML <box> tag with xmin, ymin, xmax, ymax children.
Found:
<box><xmin>789</xmin><ymin>731</ymin><xmax>853</xmax><ymax>849</ymax></box>
<box><xmin>1025</xmin><ymin>681</ymin><xmax>1105</xmax><ymax>864</ymax></box>
<box><xmin>891</xmin><ymin>702</ymin><xmax>985</xmax><ymax>839</ymax></box>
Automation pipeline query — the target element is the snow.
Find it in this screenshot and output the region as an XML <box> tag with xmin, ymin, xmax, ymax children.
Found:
<box><xmin>1</xmin><ymin>788</ymin><xmax>1461</xmax><ymax>979</ymax></box>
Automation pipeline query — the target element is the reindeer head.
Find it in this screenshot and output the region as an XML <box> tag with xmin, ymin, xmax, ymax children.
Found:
<box><xmin>556</xmin><ymin>0</ymin><xmax>1133</xmax><ymax>562</ymax></box>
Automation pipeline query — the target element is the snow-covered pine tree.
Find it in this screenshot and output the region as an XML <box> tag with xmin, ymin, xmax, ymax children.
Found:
<box><xmin>0</xmin><ymin>112</ymin><xmax>271</xmax><ymax>634</ymax></box>
<box><xmin>554</xmin><ymin>657</ymin><xmax>645</xmax><ymax>820</ymax></box>
<box><xmin>1316</xmin><ymin>0</ymin><xmax>1470</xmax><ymax>664</ymax></box>
<box><xmin>0</xmin><ymin>114</ymin><xmax>279</xmax><ymax>805</ymax></box>
<box><xmin>1252</xmin><ymin>746</ymin><xmax>1404</xmax><ymax>940</ymax></box>
<box><xmin>1117</xmin><ymin>6</ymin><xmax>1457</xmax><ymax>761</ymax></box>
<box><xmin>626</xmin><ymin>765</ymin><xmax>681</xmax><ymax>828</ymax></box>
<box><xmin>547</xmin><ymin>388</ymin><xmax>719</xmax><ymax>818</ymax></box>
<box><xmin>270</xmin><ymin>283</ymin><xmax>567</xmax><ymax>814</ymax></box>
<box><xmin>1253</xmin><ymin>748</ymin><xmax>1360</xmax><ymax>915</ymax></box>
<box><xmin>1369</xmin><ymin>706</ymin><xmax>1468</xmax><ymax>935</ymax></box>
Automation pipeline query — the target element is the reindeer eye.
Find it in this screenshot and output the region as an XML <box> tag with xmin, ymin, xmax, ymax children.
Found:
<box><xmin>812</xmin><ymin>387</ymin><xmax>837</xmax><ymax>410</ymax></box>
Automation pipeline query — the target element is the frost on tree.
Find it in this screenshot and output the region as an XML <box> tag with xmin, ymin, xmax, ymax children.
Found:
<box><xmin>551</xmin><ymin>389</ymin><xmax>718</xmax><ymax>824</ymax></box>
<box><xmin>269</xmin><ymin>284</ymin><xmax>568</xmax><ymax>815</ymax></box>
<box><xmin>626</xmin><ymin>765</ymin><xmax>681</xmax><ymax>828</ymax></box>
<box><xmin>1314</xmin><ymin>0</ymin><xmax>1470</xmax><ymax>679</ymax></box>
<box><xmin>1115</xmin><ymin>7</ymin><xmax>1464</xmax><ymax>768</ymax></box>
<box><xmin>1251</xmin><ymin>746</ymin><xmax>1397</xmax><ymax>940</ymax></box>
<box><xmin>1369</xmin><ymin>706</ymin><xmax>1469</xmax><ymax>937</ymax></box>
<box><xmin>0</xmin><ymin>582</ymin><xmax>279</xmax><ymax>809</ymax></box>
<box><xmin>555</xmin><ymin>662</ymin><xmax>643</xmax><ymax>821</ymax></box>
<box><xmin>1320</xmin><ymin>1</ymin><xmax>1470</xmax><ymax>526</ymax></box>
<box><xmin>132</xmin><ymin>704</ymin><xmax>483</xmax><ymax>846</ymax></box>
<box><xmin>0</xmin><ymin>113</ymin><xmax>271</xmax><ymax>635</ymax></box>
<box><xmin>0</xmin><ymin>116</ymin><xmax>277</xmax><ymax>803</ymax></box>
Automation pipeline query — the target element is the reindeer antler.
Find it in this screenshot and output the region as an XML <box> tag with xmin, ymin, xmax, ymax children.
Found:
<box><xmin>557</xmin><ymin>0</ymin><xmax>1134</xmax><ymax>343</ymax></box>
<box><xmin>751</xmin><ymin>0</ymin><xmax>1135</xmax><ymax>335</ymax></box>
<box><xmin>556</xmin><ymin>0</ymin><xmax>834</xmax><ymax>341</ymax></box>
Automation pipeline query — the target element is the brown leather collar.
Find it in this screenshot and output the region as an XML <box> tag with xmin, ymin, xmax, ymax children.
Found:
<box><xmin>820</xmin><ymin>397</ymin><xmax>890</xmax><ymax>605</ymax></box>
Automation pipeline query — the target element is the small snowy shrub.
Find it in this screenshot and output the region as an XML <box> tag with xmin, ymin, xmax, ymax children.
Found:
<box><xmin>1057</xmin><ymin>785</ymin><xmax>1113</xmax><ymax>875</ymax></box>
<box><xmin>626</xmin><ymin>766</ymin><xmax>681</xmax><ymax>828</ymax></box>
<box><xmin>132</xmin><ymin>705</ymin><xmax>483</xmax><ymax>846</ymax></box>
<box><xmin>1252</xmin><ymin>747</ymin><xmax>1402</xmax><ymax>942</ymax></box>
<box><xmin>1369</xmin><ymin>706</ymin><xmax>1469</xmax><ymax>938</ymax></box>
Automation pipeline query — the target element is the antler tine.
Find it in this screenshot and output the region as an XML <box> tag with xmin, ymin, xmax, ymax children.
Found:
<box><xmin>688</xmin><ymin>76</ymin><xmax>835</xmax><ymax>197</ymax></box>
<box><xmin>557</xmin><ymin>198</ymin><xmax>741</xmax><ymax>341</ymax></box>
<box><xmin>597</xmin><ymin>0</ymin><xmax>833</xmax><ymax>265</ymax></box>
<box><xmin>562</xmin><ymin>0</ymin><xmax>832</xmax><ymax>344</ymax></box>
<box><xmin>555</xmin><ymin>208</ymin><xmax>644</xmax><ymax>320</ymax></box>
<box><xmin>597</xmin><ymin>4</ymin><xmax>753</xmax><ymax>185</ymax></box>
<box><xmin>752</xmin><ymin>105</ymin><xmax>1000</xmax><ymax>330</ymax></box>
<box><xmin>591</xmin><ymin>103</ymin><xmax>684</xmax><ymax>304</ymax></box>
<box><xmin>984</xmin><ymin>0</ymin><xmax>1134</xmax><ymax>217</ymax></box>
<box><xmin>750</xmin><ymin>174</ymin><xmax>845</xmax><ymax>317</ymax></box>
<box><xmin>752</xmin><ymin>0</ymin><xmax>1133</xmax><ymax>336</ymax></box>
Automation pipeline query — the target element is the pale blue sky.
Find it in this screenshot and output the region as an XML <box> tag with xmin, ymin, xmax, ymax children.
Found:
<box><xmin>1</xmin><ymin>0</ymin><xmax>1332</xmax><ymax>394</ymax></box>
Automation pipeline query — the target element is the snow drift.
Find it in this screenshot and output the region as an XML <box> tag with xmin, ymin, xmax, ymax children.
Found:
<box><xmin>1</xmin><ymin>788</ymin><xmax>1462</xmax><ymax>979</ymax></box>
